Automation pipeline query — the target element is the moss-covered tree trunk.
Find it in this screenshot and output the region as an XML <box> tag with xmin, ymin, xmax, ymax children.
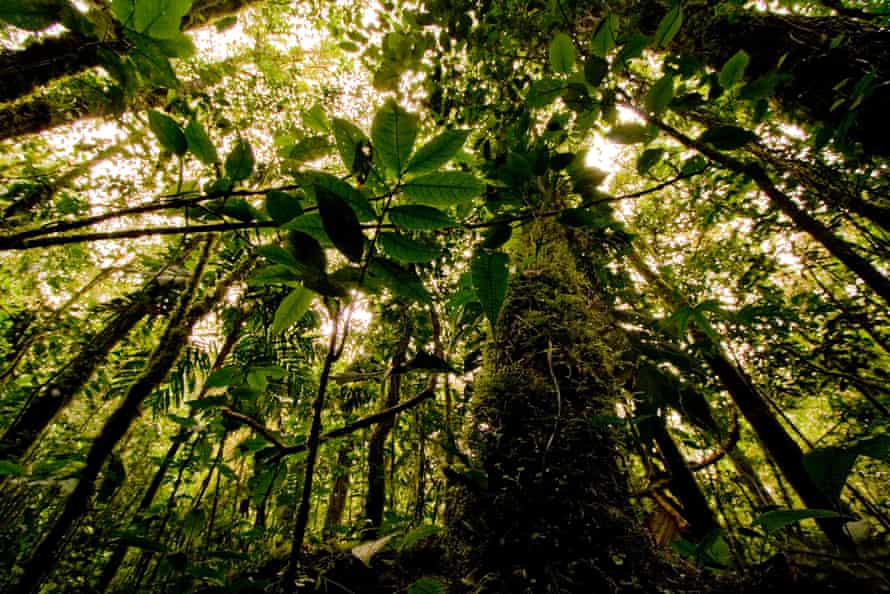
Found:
<box><xmin>445</xmin><ymin>223</ymin><xmax>693</xmax><ymax>592</ymax></box>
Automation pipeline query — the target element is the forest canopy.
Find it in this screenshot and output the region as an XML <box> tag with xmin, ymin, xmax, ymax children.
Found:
<box><xmin>1</xmin><ymin>0</ymin><xmax>890</xmax><ymax>592</ymax></box>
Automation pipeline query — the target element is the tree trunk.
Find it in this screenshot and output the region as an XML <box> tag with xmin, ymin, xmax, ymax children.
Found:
<box><xmin>7</xmin><ymin>239</ymin><xmax>217</xmax><ymax>594</ymax></box>
<box><xmin>323</xmin><ymin>443</ymin><xmax>353</xmax><ymax>540</ymax></box>
<box><xmin>1</xmin><ymin>279</ymin><xmax>166</xmax><ymax>464</ymax></box>
<box><xmin>650</xmin><ymin>414</ymin><xmax>721</xmax><ymax>540</ymax></box>
<box><xmin>363</xmin><ymin>313</ymin><xmax>412</xmax><ymax>539</ymax></box>
<box><xmin>0</xmin><ymin>0</ymin><xmax>257</xmax><ymax>106</ymax></box>
<box><xmin>445</xmin><ymin>221</ymin><xmax>692</xmax><ymax>592</ymax></box>
<box><xmin>627</xmin><ymin>248</ymin><xmax>853</xmax><ymax>549</ymax></box>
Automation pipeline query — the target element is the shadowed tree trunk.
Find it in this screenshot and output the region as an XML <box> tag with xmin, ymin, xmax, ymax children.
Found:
<box><xmin>0</xmin><ymin>242</ymin><xmax>198</xmax><ymax>465</ymax></box>
<box><xmin>0</xmin><ymin>0</ymin><xmax>257</xmax><ymax>106</ymax></box>
<box><xmin>323</xmin><ymin>443</ymin><xmax>353</xmax><ymax>539</ymax></box>
<box><xmin>445</xmin><ymin>220</ymin><xmax>704</xmax><ymax>592</ymax></box>
<box><xmin>363</xmin><ymin>311</ymin><xmax>412</xmax><ymax>539</ymax></box>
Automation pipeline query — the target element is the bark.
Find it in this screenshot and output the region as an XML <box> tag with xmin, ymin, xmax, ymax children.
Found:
<box><xmin>323</xmin><ymin>443</ymin><xmax>353</xmax><ymax>539</ymax></box>
<box><xmin>445</xmin><ymin>220</ymin><xmax>699</xmax><ymax>592</ymax></box>
<box><xmin>0</xmin><ymin>277</ymin><xmax>172</xmax><ymax>464</ymax></box>
<box><xmin>651</xmin><ymin>414</ymin><xmax>721</xmax><ymax>540</ymax></box>
<box><xmin>638</xmin><ymin>3</ymin><xmax>890</xmax><ymax>155</ymax></box>
<box><xmin>7</xmin><ymin>237</ymin><xmax>215</xmax><ymax>594</ymax></box>
<box><xmin>363</xmin><ymin>312</ymin><xmax>412</xmax><ymax>539</ymax></box>
<box><xmin>0</xmin><ymin>0</ymin><xmax>256</xmax><ymax>106</ymax></box>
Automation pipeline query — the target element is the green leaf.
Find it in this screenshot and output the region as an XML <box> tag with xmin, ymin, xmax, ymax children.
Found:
<box><xmin>148</xmin><ymin>110</ymin><xmax>186</xmax><ymax>156</ymax></box>
<box><xmin>389</xmin><ymin>205</ymin><xmax>455</xmax><ymax>230</ymax></box>
<box><xmin>402</xmin><ymin>172</ymin><xmax>484</xmax><ymax>207</ymax></box>
<box><xmin>185</xmin><ymin>118</ymin><xmax>218</xmax><ymax>165</ymax></box>
<box><xmin>549</xmin><ymin>33</ymin><xmax>575</xmax><ymax>74</ymax></box>
<box><xmin>204</xmin><ymin>366</ymin><xmax>240</xmax><ymax>388</ymax></box>
<box><xmin>399</xmin><ymin>526</ymin><xmax>442</xmax><ymax>551</ymax></box>
<box><xmin>271</xmin><ymin>287</ymin><xmax>315</xmax><ymax>334</ymax></box>
<box><xmin>302</xmin><ymin>103</ymin><xmax>330</xmax><ymax>133</ymax></box>
<box><xmin>0</xmin><ymin>0</ymin><xmax>63</xmax><ymax>30</ymax></box>
<box><xmin>591</xmin><ymin>14</ymin><xmax>618</xmax><ymax>58</ymax></box>
<box><xmin>472</xmin><ymin>250</ymin><xmax>509</xmax><ymax>332</ymax></box>
<box><xmin>803</xmin><ymin>435</ymin><xmax>890</xmax><ymax>502</ymax></box>
<box><xmin>332</xmin><ymin>118</ymin><xmax>368</xmax><ymax>171</ymax></box>
<box><xmin>248</xmin><ymin>264</ymin><xmax>301</xmax><ymax>286</ymax></box>
<box><xmin>407</xmin><ymin>577</ymin><xmax>447</xmax><ymax>594</ymax></box>
<box><xmin>283</xmin><ymin>214</ymin><xmax>332</xmax><ymax>247</ymax></box>
<box><xmin>380</xmin><ymin>232</ymin><xmax>441</xmax><ymax>263</ymax></box>
<box><xmin>607</xmin><ymin>123</ymin><xmax>651</xmax><ymax>145</ymax></box>
<box><xmin>527</xmin><ymin>78</ymin><xmax>566</xmax><ymax>108</ymax></box>
<box><xmin>637</xmin><ymin>148</ymin><xmax>664</xmax><ymax>175</ymax></box>
<box><xmin>752</xmin><ymin>508</ymin><xmax>844</xmax><ymax>535</ymax></box>
<box><xmin>134</xmin><ymin>0</ymin><xmax>192</xmax><ymax>39</ymax></box>
<box><xmin>405</xmin><ymin>130</ymin><xmax>469</xmax><ymax>176</ymax></box>
<box><xmin>371</xmin><ymin>98</ymin><xmax>419</xmax><ymax>176</ymax></box>
<box><xmin>287</xmin><ymin>230</ymin><xmax>327</xmax><ymax>274</ymax></box>
<box><xmin>305</xmin><ymin>171</ymin><xmax>376</xmax><ymax>222</ymax></box>
<box><xmin>111</xmin><ymin>530</ymin><xmax>168</xmax><ymax>553</ymax></box>
<box><xmin>645</xmin><ymin>74</ymin><xmax>674</xmax><ymax>116</ymax></box>
<box><xmin>0</xmin><ymin>459</ymin><xmax>24</xmax><ymax>477</ymax></box>
<box><xmin>584</xmin><ymin>56</ymin><xmax>609</xmax><ymax>87</ymax></box>
<box><xmin>698</xmin><ymin>125</ymin><xmax>758</xmax><ymax>150</ymax></box>
<box><xmin>284</xmin><ymin>136</ymin><xmax>331</xmax><ymax>164</ymax></box>
<box><xmin>315</xmin><ymin>185</ymin><xmax>365</xmax><ymax>262</ymax></box>
<box><xmin>129</xmin><ymin>34</ymin><xmax>179</xmax><ymax>88</ymax></box>
<box><xmin>225</xmin><ymin>137</ymin><xmax>254</xmax><ymax>181</ymax></box>
<box><xmin>153</xmin><ymin>32</ymin><xmax>195</xmax><ymax>58</ymax></box>
<box><xmin>718</xmin><ymin>50</ymin><xmax>750</xmax><ymax>89</ymax></box>
<box><xmin>258</xmin><ymin>245</ymin><xmax>300</xmax><ymax>269</ymax></box>
<box><xmin>653</xmin><ymin>5</ymin><xmax>683</xmax><ymax>48</ymax></box>
<box><xmin>368</xmin><ymin>258</ymin><xmax>431</xmax><ymax>303</ymax></box>
<box><xmin>481</xmin><ymin>223</ymin><xmax>512</xmax><ymax>249</ymax></box>
<box><xmin>265</xmin><ymin>190</ymin><xmax>303</xmax><ymax>225</ymax></box>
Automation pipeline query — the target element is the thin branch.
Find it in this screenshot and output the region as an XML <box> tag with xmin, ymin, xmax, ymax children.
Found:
<box><xmin>220</xmin><ymin>388</ymin><xmax>436</xmax><ymax>459</ymax></box>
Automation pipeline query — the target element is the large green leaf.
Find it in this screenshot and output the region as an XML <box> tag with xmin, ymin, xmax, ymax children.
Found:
<box><xmin>148</xmin><ymin>110</ymin><xmax>187</xmax><ymax>156</ymax></box>
<box><xmin>472</xmin><ymin>250</ymin><xmax>509</xmax><ymax>332</ymax></box>
<box><xmin>591</xmin><ymin>14</ymin><xmax>618</xmax><ymax>58</ymax></box>
<box><xmin>637</xmin><ymin>147</ymin><xmax>664</xmax><ymax>175</ymax></box>
<box><xmin>527</xmin><ymin>78</ymin><xmax>566</xmax><ymax>108</ymax></box>
<box><xmin>368</xmin><ymin>258</ymin><xmax>432</xmax><ymax>303</ymax></box>
<box><xmin>380</xmin><ymin>232</ymin><xmax>441</xmax><ymax>263</ymax></box>
<box><xmin>265</xmin><ymin>190</ymin><xmax>303</xmax><ymax>225</ymax></box>
<box><xmin>804</xmin><ymin>435</ymin><xmax>890</xmax><ymax>502</ymax></box>
<box><xmin>284</xmin><ymin>136</ymin><xmax>331</xmax><ymax>164</ymax></box>
<box><xmin>271</xmin><ymin>286</ymin><xmax>315</xmax><ymax>334</ymax></box>
<box><xmin>549</xmin><ymin>33</ymin><xmax>575</xmax><ymax>74</ymax></box>
<box><xmin>332</xmin><ymin>118</ymin><xmax>368</xmax><ymax>172</ymax></box>
<box><xmin>225</xmin><ymin>137</ymin><xmax>254</xmax><ymax>181</ymax></box>
<box><xmin>584</xmin><ymin>56</ymin><xmax>609</xmax><ymax>87</ymax></box>
<box><xmin>405</xmin><ymin>130</ymin><xmax>469</xmax><ymax>176</ymax></box>
<box><xmin>315</xmin><ymin>186</ymin><xmax>365</xmax><ymax>262</ymax></box>
<box><xmin>185</xmin><ymin>118</ymin><xmax>218</xmax><ymax>165</ymax></box>
<box><xmin>133</xmin><ymin>0</ymin><xmax>192</xmax><ymax>39</ymax></box>
<box><xmin>752</xmin><ymin>508</ymin><xmax>844</xmax><ymax>535</ymax></box>
<box><xmin>402</xmin><ymin>172</ymin><xmax>484</xmax><ymax>206</ymax></box>
<box><xmin>129</xmin><ymin>34</ymin><xmax>179</xmax><ymax>88</ymax></box>
<box><xmin>287</xmin><ymin>230</ymin><xmax>327</xmax><ymax>274</ymax></box>
<box><xmin>0</xmin><ymin>0</ymin><xmax>62</xmax><ymax>30</ymax></box>
<box><xmin>698</xmin><ymin>125</ymin><xmax>758</xmax><ymax>150</ymax></box>
<box><xmin>645</xmin><ymin>74</ymin><xmax>674</xmax><ymax>116</ymax></box>
<box><xmin>718</xmin><ymin>50</ymin><xmax>750</xmax><ymax>90</ymax></box>
<box><xmin>406</xmin><ymin>577</ymin><xmax>447</xmax><ymax>594</ymax></box>
<box><xmin>653</xmin><ymin>5</ymin><xmax>683</xmax><ymax>48</ymax></box>
<box><xmin>283</xmin><ymin>214</ymin><xmax>333</xmax><ymax>247</ymax></box>
<box><xmin>389</xmin><ymin>205</ymin><xmax>455</xmax><ymax>230</ymax></box>
<box><xmin>371</xmin><ymin>98</ymin><xmax>418</xmax><ymax>177</ymax></box>
<box><xmin>306</xmin><ymin>172</ymin><xmax>376</xmax><ymax>222</ymax></box>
